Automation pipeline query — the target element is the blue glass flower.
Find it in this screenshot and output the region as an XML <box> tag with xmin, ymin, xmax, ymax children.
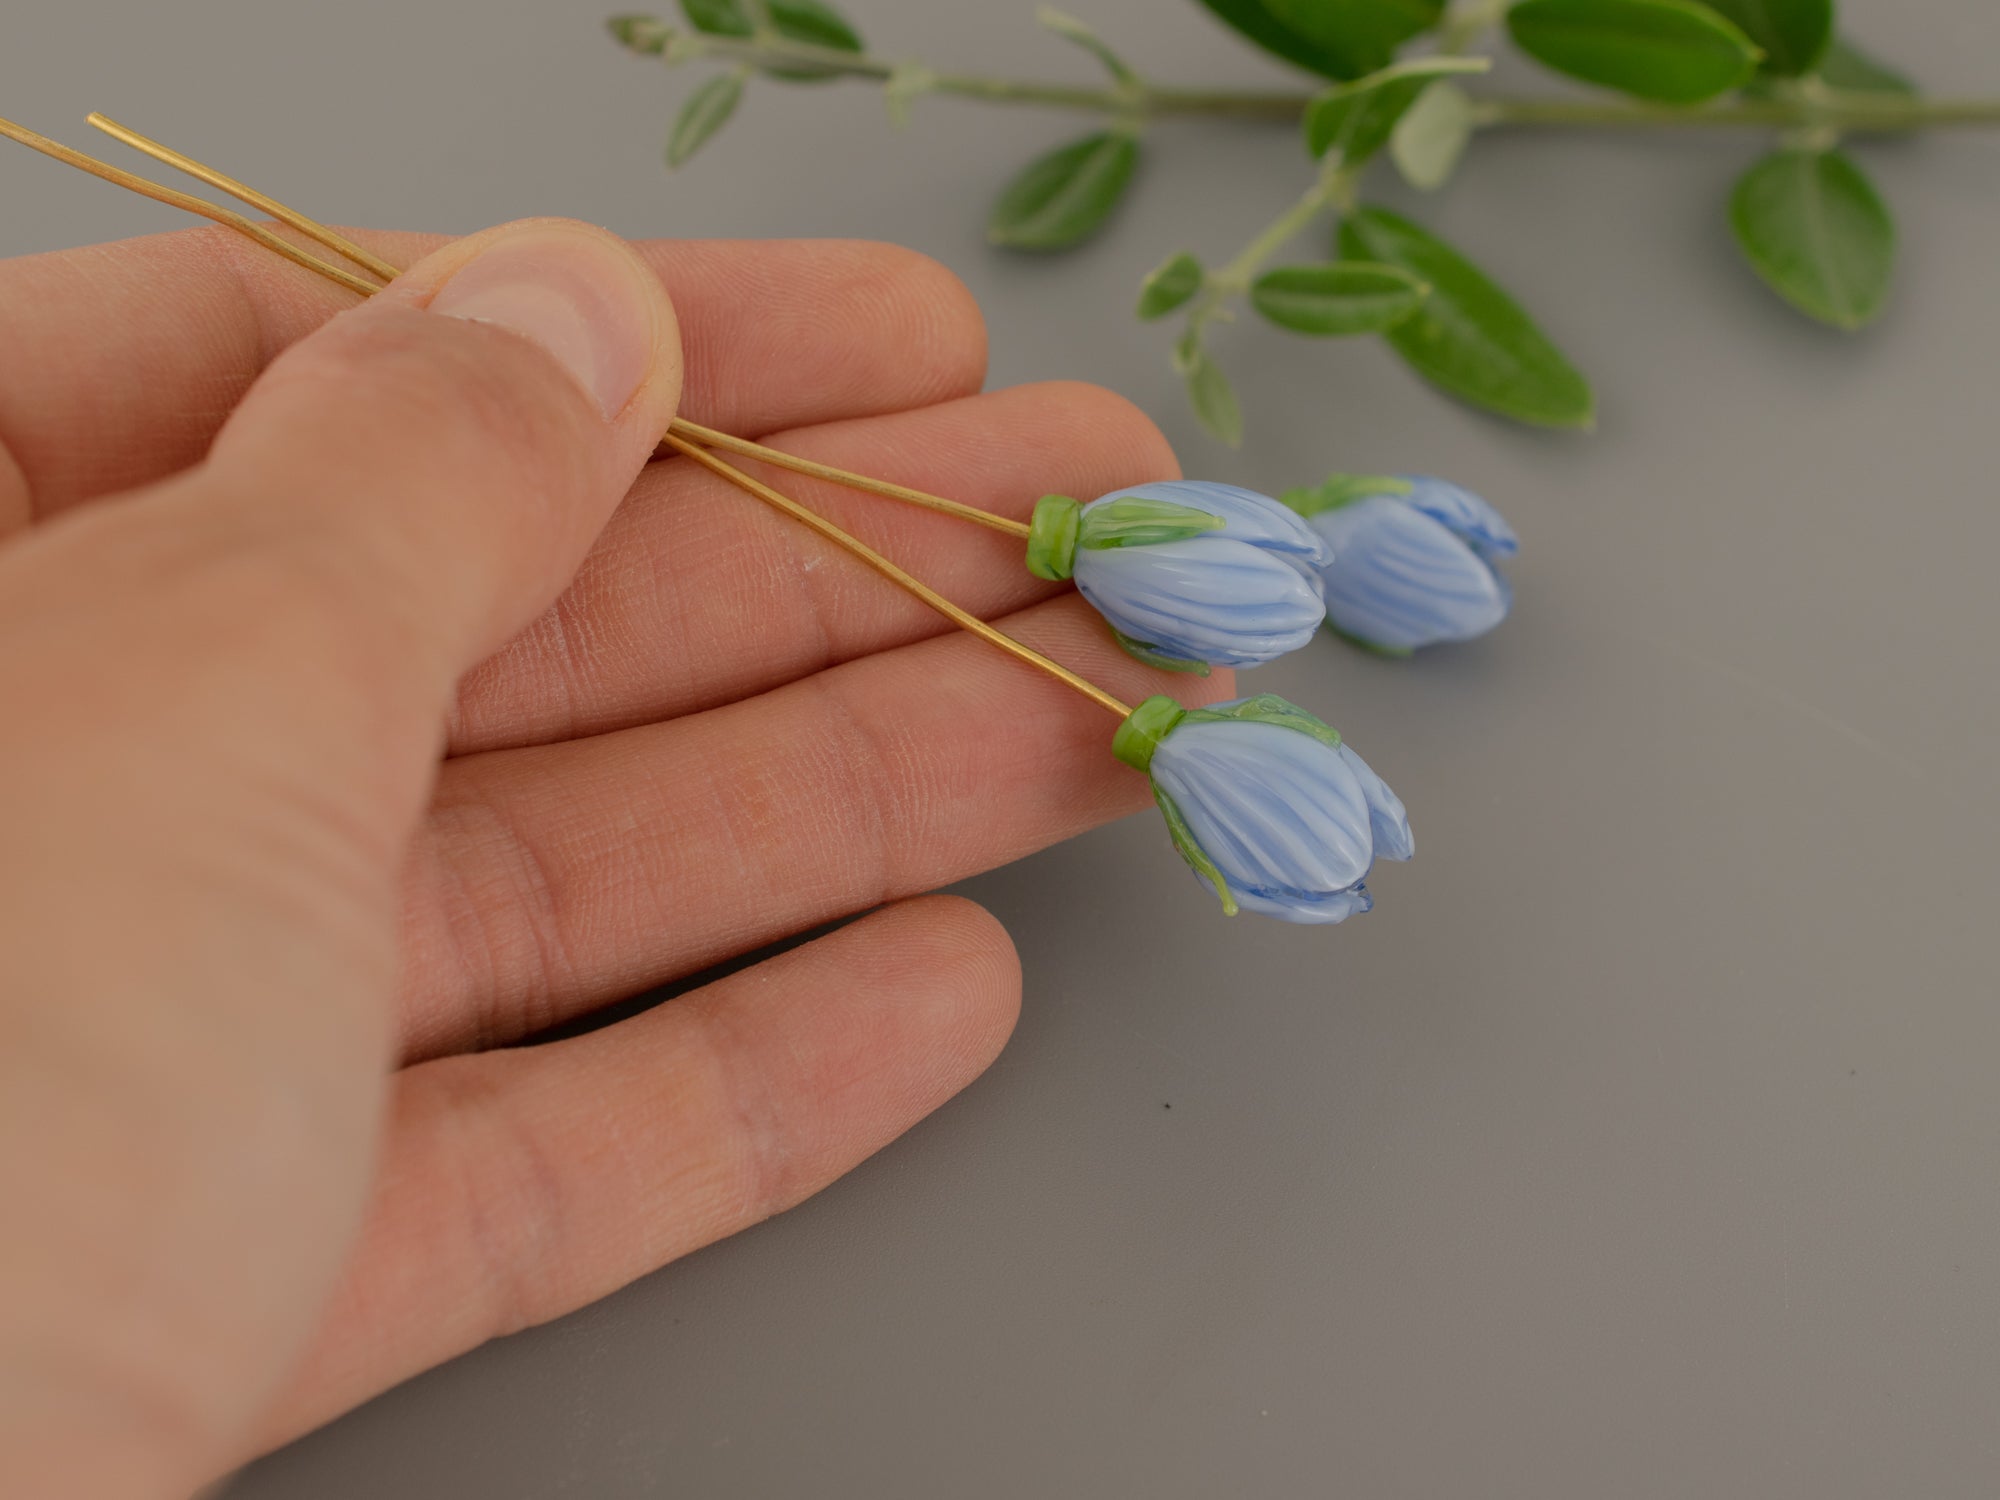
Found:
<box><xmin>1113</xmin><ymin>694</ymin><xmax>1412</xmax><ymax>924</ymax></box>
<box><xmin>1280</xmin><ymin>474</ymin><xmax>1518</xmax><ymax>655</ymax></box>
<box><xmin>1027</xmin><ymin>481</ymin><xmax>1328</xmax><ymax>672</ymax></box>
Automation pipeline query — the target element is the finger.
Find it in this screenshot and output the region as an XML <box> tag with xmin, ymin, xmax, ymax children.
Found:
<box><xmin>449</xmin><ymin>378</ymin><xmax>1181</xmax><ymax>754</ymax></box>
<box><xmin>400</xmin><ymin>594</ymin><xmax>1233</xmax><ymax>1059</ymax></box>
<box><xmin>0</xmin><ymin>227</ymin><xmax>983</xmax><ymax>529</ymax></box>
<box><xmin>254</xmin><ymin>896</ymin><xmax>1018</xmax><ymax>1451</ymax></box>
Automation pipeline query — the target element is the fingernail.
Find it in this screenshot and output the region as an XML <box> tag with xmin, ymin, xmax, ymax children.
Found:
<box><xmin>429</xmin><ymin>226</ymin><xmax>659</xmax><ymax>419</ymax></box>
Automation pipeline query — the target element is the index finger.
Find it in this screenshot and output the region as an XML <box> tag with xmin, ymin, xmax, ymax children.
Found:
<box><xmin>0</xmin><ymin>225</ymin><xmax>987</xmax><ymax>532</ymax></box>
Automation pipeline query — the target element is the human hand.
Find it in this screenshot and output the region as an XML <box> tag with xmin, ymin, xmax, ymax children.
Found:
<box><xmin>0</xmin><ymin>218</ymin><xmax>1228</xmax><ymax>1498</ymax></box>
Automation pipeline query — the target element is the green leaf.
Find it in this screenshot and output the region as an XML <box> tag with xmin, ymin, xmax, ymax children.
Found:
<box><xmin>1694</xmin><ymin>0</ymin><xmax>1829</xmax><ymax>76</ymax></box>
<box><xmin>1506</xmin><ymin>0</ymin><xmax>1762</xmax><ymax>104</ymax></box>
<box><xmin>766</xmin><ymin>0</ymin><xmax>861</xmax><ymax>51</ymax></box>
<box><xmin>988</xmin><ymin>132</ymin><xmax>1141</xmax><ymax>251</ymax></box>
<box><xmin>1193</xmin><ymin>0</ymin><xmax>1445</xmax><ymax>81</ymax></box>
<box><xmin>608</xmin><ymin>14</ymin><xmax>673</xmax><ymax>53</ymax></box>
<box><xmin>1178</xmin><ymin>336</ymin><xmax>1245</xmax><ymax>447</ymax></box>
<box><xmin>1192</xmin><ymin>0</ymin><xmax>1364</xmax><ymax>80</ymax></box>
<box><xmin>1729</xmin><ymin>148</ymin><xmax>1895</xmax><ymax>330</ymax></box>
<box><xmin>1278</xmin><ymin>473</ymin><xmax>1413</xmax><ymax>519</ymax></box>
<box><xmin>667</xmin><ymin>71</ymin><xmax>745</xmax><ymax>166</ymax></box>
<box><xmin>1037</xmin><ymin>4</ymin><xmax>1139</xmax><ymax>86</ymax></box>
<box><xmin>1817</xmin><ymin>36</ymin><xmax>1916</xmax><ymax>95</ymax></box>
<box><xmin>1390</xmin><ymin>78</ymin><xmax>1477</xmax><ymax>190</ymax></box>
<box><xmin>1079</xmin><ymin>495</ymin><xmax>1227</xmax><ymax>549</ymax></box>
<box><xmin>679</xmin><ymin>0</ymin><xmax>752</xmax><ymax>35</ymax></box>
<box><xmin>1251</xmin><ymin>262</ymin><xmax>1428</xmax><ymax>336</ymax></box>
<box><xmin>1113</xmin><ymin>631</ymin><xmax>1212</xmax><ymax>676</ymax></box>
<box><xmin>1267</xmin><ymin>0</ymin><xmax>1451</xmax><ymax>79</ymax></box>
<box><xmin>678</xmin><ymin>0</ymin><xmax>862</xmax><ymax>78</ymax></box>
<box><xmin>1136</xmin><ymin>252</ymin><xmax>1205</xmax><ymax>320</ymax></box>
<box><xmin>1339</xmin><ymin>206</ymin><xmax>1595</xmax><ymax>428</ymax></box>
<box><xmin>1303</xmin><ymin>56</ymin><xmax>1491</xmax><ymax>165</ymax></box>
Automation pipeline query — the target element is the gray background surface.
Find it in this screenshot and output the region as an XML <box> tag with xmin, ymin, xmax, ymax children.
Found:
<box><xmin>8</xmin><ymin>0</ymin><xmax>2000</xmax><ymax>1494</ymax></box>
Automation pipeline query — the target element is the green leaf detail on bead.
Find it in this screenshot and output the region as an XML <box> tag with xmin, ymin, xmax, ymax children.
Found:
<box><xmin>1156</xmin><ymin>786</ymin><xmax>1239</xmax><ymax>917</ymax></box>
<box><xmin>1278</xmin><ymin>472</ymin><xmax>1413</xmax><ymax>518</ymax></box>
<box><xmin>1078</xmin><ymin>495</ymin><xmax>1227</xmax><ymax>550</ymax></box>
<box><xmin>1327</xmin><ymin>622</ymin><xmax>1417</xmax><ymax>658</ymax></box>
<box><xmin>1181</xmin><ymin>693</ymin><xmax>1343</xmax><ymax>749</ymax></box>
<box><xmin>1112</xmin><ymin>631</ymin><xmax>1212</xmax><ymax>676</ymax></box>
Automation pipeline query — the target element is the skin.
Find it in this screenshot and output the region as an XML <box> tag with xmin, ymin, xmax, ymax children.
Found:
<box><xmin>0</xmin><ymin>219</ymin><xmax>1233</xmax><ymax>1499</ymax></box>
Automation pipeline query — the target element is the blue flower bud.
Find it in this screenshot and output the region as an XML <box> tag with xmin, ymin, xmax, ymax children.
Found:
<box><xmin>1113</xmin><ymin>694</ymin><xmax>1412</xmax><ymax>924</ymax></box>
<box><xmin>1029</xmin><ymin>481</ymin><xmax>1329</xmax><ymax>672</ymax></box>
<box><xmin>1281</xmin><ymin>474</ymin><xmax>1517</xmax><ymax>654</ymax></box>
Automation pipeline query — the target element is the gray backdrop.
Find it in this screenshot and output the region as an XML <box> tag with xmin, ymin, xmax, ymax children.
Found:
<box><xmin>6</xmin><ymin>0</ymin><xmax>1999</xmax><ymax>1494</ymax></box>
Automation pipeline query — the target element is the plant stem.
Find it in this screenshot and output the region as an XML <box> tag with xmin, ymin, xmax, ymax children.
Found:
<box><xmin>1184</xmin><ymin>157</ymin><xmax>1356</xmax><ymax>347</ymax></box>
<box><xmin>634</xmin><ymin>27</ymin><xmax>2000</xmax><ymax>131</ymax></box>
<box><xmin>1473</xmin><ymin>94</ymin><xmax>2000</xmax><ymax>130</ymax></box>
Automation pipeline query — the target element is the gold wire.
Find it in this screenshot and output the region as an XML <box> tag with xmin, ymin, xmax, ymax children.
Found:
<box><xmin>665</xmin><ymin>418</ymin><xmax>1033</xmax><ymax>539</ymax></box>
<box><xmin>2</xmin><ymin>113</ymin><xmax>1130</xmax><ymax>720</ymax></box>
<box><xmin>661</xmin><ymin>435</ymin><xmax>1132</xmax><ymax>719</ymax></box>
<box><xmin>85</xmin><ymin>112</ymin><xmax>401</xmax><ymax>285</ymax></box>
<box><xmin>84</xmin><ymin>122</ymin><xmax>1033</xmax><ymax>539</ymax></box>
<box><xmin>0</xmin><ymin>115</ymin><xmax>383</xmax><ymax>297</ymax></box>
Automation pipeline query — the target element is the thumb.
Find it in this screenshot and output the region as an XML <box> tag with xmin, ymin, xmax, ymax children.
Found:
<box><xmin>204</xmin><ymin>216</ymin><xmax>682</xmax><ymax>687</ymax></box>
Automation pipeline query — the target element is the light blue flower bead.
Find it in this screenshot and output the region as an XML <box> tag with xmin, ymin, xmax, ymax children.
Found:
<box><xmin>1026</xmin><ymin>481</ymin><xmax>1328</xmax><ymax>672</ymax></box>
<box><xmin>1113</xmin><ymin>694</ymin><xmax>1413</xmax><ymax>924</ymax></box>
<box><xmin>1280</xmin><ymin>474</ymin><xmax>1518</xmax><ymax>655</ymax></box>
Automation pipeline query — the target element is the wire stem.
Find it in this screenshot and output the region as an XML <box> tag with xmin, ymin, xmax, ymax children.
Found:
<box><xmin>661</xmin><ymin>434</ymin><xmax>1132</xmax><ymax>719</ymax></box>
<box><xmin>0</xmin><ymin>115</ymin><xmax>382</xmax><ymax>295</ymax></box>
<box><xmin>666</xmin><ymin>418</ymin><xmax>1031</xmax><ymax>538</ymax></box>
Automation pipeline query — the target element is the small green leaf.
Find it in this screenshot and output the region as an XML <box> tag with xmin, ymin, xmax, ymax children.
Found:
<box><xmin>1251</xmin><ymin>262</ymin><xmax>1428</xmax><ymax>336</ymax></box>
<box><xmin>882</xmin><ymin>61</ymin><xmax>934</xmax><ymax>127</ymax></box>
<box><xmin>1506</xmin><ymin>0</ymin><xmax>1762</xmax><ymax>104</ymax></box>
<box><xmin>1816</xmin><ymin>36</ymin><xmax>1916</xmax><ymax>96</ymax></box>
<box><xmin>1137</xmin><ymin>252</ymin><xmax>1205</xmax><ymax>320</ymax></box>
<box><xmin>1113</xmin><ymin>631</ymin><xmax>1213</xmax><ymax>676</ymax></box>
<box><xmin>1278</xmin><ymin>473</ymin><xmax>1413</xmax><ymax>519</ymax></box>
<box><xmin>1390</xmin><ymin>78</ymin><xmax>1477</xmax><ymax>190</ymax></box>
<box><xmin>1037</xmin><ymin>4</ymin><xmax>1139</xmax><ymax>86</ymax></box>
<box><xmin>1080</xmin><ymin>495</ymin><xmax>1227</xmax><ymax>549</ymax></box>
<box><xmin>1179</xmin><ymin>338</ymin><xmax>1244</xmax><ymax>447</ymax></box>
<box><xmin>679</xmin><ymin>0</ymin><xmax>862</xmax><ymax>78</ymax></box>
<box><xmin>1267</xmin><ymin>0</ymin><xmax>1451</xmax><ymax>79</ymax></box>
<box><xmin>1697</xmin><ymin>0</ymin><xmax>1830</xmax><ymax>77</ymax></box>
<box><xmin>1304</xmin><ymin>56</ymin><xmax>1491</xmax><ymax>165</ymax></box>
<box><xmin>766</xmin><ymin>0</ymin><xmax>861</xmax><ymax>51</ymax></box>
<box><xmin>680</xmin><ymin>0</ymin><xmax>752</xmax><ymax>35</ymax></box>
<box><xmin>667</xmin><ymin>71</ymin><xmax>745</xmax><ymax>166</ymax></box>
<box><xmin>1194</xmin><ymin>0</ymin><xmax>1446</xmax><ymax>81</ymax></box>
<box><xmin>1339</xmin><ymin>206</ymin><xmax>1594</xmax><ymax>428</ymax></box>
<box><xmin>608</xmin><ymin>14</ymin><xmax>674</xmax><ymax>53</ymax></box>
<box><xmin>988</xmin><ymin>132</ymin><xmax>1141</xmax><ymax>251</ymax></box>
<box><xmin>1729</xmin><ymin>148</ymin><xmax>1895</xmax><ymax>330</ymax></box>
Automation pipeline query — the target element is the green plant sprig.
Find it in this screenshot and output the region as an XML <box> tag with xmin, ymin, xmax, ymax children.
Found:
<box><xmin>607</xmin><ymin>0</ymin><xmax>2000</xmax><ymax>443</ymax></box>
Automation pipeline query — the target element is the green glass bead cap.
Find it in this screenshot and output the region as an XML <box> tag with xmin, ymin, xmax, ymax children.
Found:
<box><xmin>1112</xmin><ymin>694</ymin><xmax>1188</xmax><ymax>773</ymax></box>
<box><xmin>1026</xmin><ymin>494</ymin><xmax>1082</xmax><ymax>580</ymax></box>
